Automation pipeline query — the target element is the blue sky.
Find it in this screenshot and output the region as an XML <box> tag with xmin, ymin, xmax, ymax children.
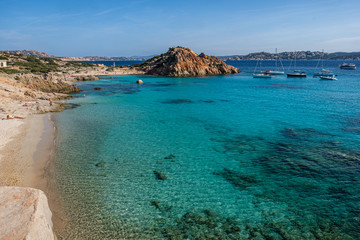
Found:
<box><xmin>1</xmin><ymin>0</ymin><xmax>360</xmax><ymax>56</ymax></box>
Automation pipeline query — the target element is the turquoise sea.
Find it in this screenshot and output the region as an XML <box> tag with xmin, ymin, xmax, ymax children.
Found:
<box><xmin>54</xmin><ymin>60</ymin><xmax>360</xmax><ymax>239</ymax></box>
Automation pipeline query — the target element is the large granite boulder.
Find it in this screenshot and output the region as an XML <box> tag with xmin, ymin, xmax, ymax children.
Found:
<box><xmin>0</xmin><ymin>186</ymin><xmax>55</xmax><ymax>240</ymax></box>
<box><xmin>137</xmin><ymin>47</ymin><xmax>241</xmax><ymax>77</ymax></box>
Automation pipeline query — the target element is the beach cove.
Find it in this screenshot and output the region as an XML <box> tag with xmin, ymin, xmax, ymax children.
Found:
<box><xmin>1</xmin><ymin>59</ymin><xmax>360</xmax><ymax>239</ymax></box>
<box><xmin>51</xmin><ymin>60</ymin><xmax>360</xmax><ymax>239</ymax></box>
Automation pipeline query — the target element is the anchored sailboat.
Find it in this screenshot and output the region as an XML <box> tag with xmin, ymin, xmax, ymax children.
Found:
<box><xmin>253</xmin><ymin>58</ymin><xmax>271</xmax><ymax>78</ymax></box>
<box><xmin>261</xmin><ymin>48</ymin><xmax>285</xmax><ymax>75</ymax></box>
<box><xmin>287</xmin><ymin>51</ymin><xmax>306</xmax><ymax>78</ymax></box>
<box><xmin>313</xmin><ymin>50</ymin><xmax>334</xmax><ymax>77</ymax></box>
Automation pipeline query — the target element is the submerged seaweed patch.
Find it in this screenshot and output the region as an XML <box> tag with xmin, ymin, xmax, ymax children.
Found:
<box><xmin>342</xmin><ymin>115</ymin><xmax>360</xmax><ymax>134</ymax></box>
<box><xmin>280</xmin><ymin>127</ymin><xmax>335</xmax><ymax>139</ymax></box>
<box><xmin>209</xmin><ymin>125</ymin><xmax>360</xmax><ymax>239</ymax></box>
<box><xmin>82</xmin><ymin>83</ymin><xmax>141</xmax><ymax>96</ymax></box>
<box><xmin>214</xmin><ymin>168</ymin><xmax>259</xmax><ymax>189</ymax></box>
<box><xmin>155</xmin><ymin>209</ymin><xmax>242</xmax><ymax>240</ymax></box>
<box><xmin>211</xmin><ymin>134</ymin><xmax>266</xmax><ymax>155</ymax></box>
<box><xmin>161</xmin><ymin>99</ymin><xmax>194</xmax><ymax>104</ymax></box>
<box><xmin>199</xmin><ymin>100</ymin><xmax>215</xmax><ymax>103</ymax></box>
<box><xmin>255</xmin><ymin>83</ymin><xmax>307</xmax><ymax>89</ymax></box>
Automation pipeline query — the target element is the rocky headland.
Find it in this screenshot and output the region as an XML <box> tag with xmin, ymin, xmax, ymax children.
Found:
<box><xmin>0</xmin><ymin>52</ymin><xmax>145</xmax><ymax>117</ymax></box>
<box><xmin>137</xmin><ymin>47</ymin><xmax>241</xmax><ymax>77</ymax></box>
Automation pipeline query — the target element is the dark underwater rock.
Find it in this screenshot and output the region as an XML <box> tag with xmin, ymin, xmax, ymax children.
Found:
<box><xmin>94</xmin><ymin>87</ymin><xmax>101</xmax><ymax>90</ymax></box>
<box><xmin>151</xmin><ymin>200</ymin><xmax>172</xmax><ymax>213</ymax></box>
<box><xmin>61</xmin><ymin>103</ymin><xmax>81</xmax><ymax>110</ymax></box>
<box><xmin>95</xmin><ymin>161</ymin><xmax>105</xmax><ymax>167</ymax></box>
<box><xmin>154</xmin><ymin>170</ymin><xmax>167</xmax><ymax>180</ymax></box>
<box><xmin>164</xmin><ymin>154</ymin><xmax>176</xmax><ymax>160</ymax></box>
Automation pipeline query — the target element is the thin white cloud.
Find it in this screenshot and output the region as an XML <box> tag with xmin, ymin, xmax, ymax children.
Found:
<box><xmin>0</xmin><ymin>30</ymin><xmax>29</xmax><ymax>40</ymax></box>
<box><xmin>322</xmin><ymin>36</ymin><xmax>360</xmax><ymax>45</ymax></box>
<box><xmin>94</xmin><ymin>8</ymin><xmax>116</xmax><ymax>16</ymax></box>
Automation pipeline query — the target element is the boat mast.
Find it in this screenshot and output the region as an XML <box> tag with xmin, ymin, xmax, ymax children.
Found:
<box><xmin>275</xmin><ymin>48</ymin><xmax>278</xmax><ymax>71</ymax></box>
<box><xmin>294</xmin><ymin>50</ymin><xmax>297</xmax><ymax>70</ymax></box>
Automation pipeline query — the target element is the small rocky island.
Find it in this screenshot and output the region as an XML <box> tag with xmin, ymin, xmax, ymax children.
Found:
<box><xmin>137</xmin><ymin>47</ymin><xmax>241</xmax><ymax>77</ymax></box>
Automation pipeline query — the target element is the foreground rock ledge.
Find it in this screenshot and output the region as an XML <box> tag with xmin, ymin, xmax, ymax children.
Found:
<box><xmin>0</xmin><ymin>187</ymin><xmax>55</xmax><ymax>240</ymax></box>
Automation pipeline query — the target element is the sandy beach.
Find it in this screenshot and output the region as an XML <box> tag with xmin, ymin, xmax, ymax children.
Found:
<box><xmin>0</xmin><ymin>114</ymin><xmax>50</xmax><ymax>187</ymax></box>
<box><xmin>0</xmin><ymin>113</ymin><xmax>66</xmax><ymax>236</ymax></box>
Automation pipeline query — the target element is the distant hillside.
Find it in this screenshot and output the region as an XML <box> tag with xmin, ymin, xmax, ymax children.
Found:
<box><xmin>59</xmin><ymin>56</ymin><xmax>148</xmax><ymax>61</ymax></box>
<box><xmin>2</xmin><ymin>49</ymin><xmax>360</xmax><ymax>62</ymax></box>
<box><xmin>329</xmin><ymin>52</ymin><xmax>360</xmax><ymax>59</ymax></box>
<box><xmin>0</xmin><ymin>50</ymin><xmax>52</xmax><ymax>58</ymax></box>
<box><xmin>136</xmin><ymin>47</ymin><xmax>240</xmax><ymax>77</ymax></box>
<box><xmin>219</xmin><ymin>51</ymin><xmax>360</xmax><ymax>61</ymax></box>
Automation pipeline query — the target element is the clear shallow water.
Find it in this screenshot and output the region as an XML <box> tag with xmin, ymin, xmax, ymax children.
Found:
<box><xmin>55</xmin><ymin>61</ymin><xmax>360</xmax><ymax>239</ymax></box>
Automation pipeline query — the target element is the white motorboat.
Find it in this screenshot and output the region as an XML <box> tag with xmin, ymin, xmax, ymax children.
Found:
<box><xmin>253</xmin><ymin>73</ymin><xmax>271</xmax><ymax>78</ymax></box>
<box><xmin>320</xmin><ymin>75</ymin><xmax>337</xmax><ymax>81</ymax></box>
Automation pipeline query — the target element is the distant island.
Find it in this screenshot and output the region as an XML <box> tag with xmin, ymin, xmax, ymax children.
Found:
<box><xmin>218</xmin><ymin>51</ymin><xmax>360</xmax><ymax>61</ymax></box>
<box><xmin>2</xmin><ymin>50</ymin><xmax>360</xmax><ymax>61</ymax></box>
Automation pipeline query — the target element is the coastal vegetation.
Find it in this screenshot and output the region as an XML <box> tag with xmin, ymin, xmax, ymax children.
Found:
<box><xmin>0</xmin><ymin>53</ymin><xmax>99</xmax><ymax>75</ymax></box>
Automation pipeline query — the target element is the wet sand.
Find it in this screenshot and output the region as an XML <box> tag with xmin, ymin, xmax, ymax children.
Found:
<box><xmin>0</xmin><ymin>113</ymin><xmax>65</xmax><ymax>237</ymax></box>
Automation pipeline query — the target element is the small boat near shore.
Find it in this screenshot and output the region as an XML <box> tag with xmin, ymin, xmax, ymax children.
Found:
<box><xmin>340</xmin><ymin>63</ymin><xmax>356</xmax><ymax>70</ymax></box>
<box><xmin>320</xmin><ymin>75</ymin><xmax>337</xmax><ymax>81</ymax></box>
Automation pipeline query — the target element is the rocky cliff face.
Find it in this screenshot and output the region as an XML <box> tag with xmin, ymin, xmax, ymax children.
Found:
<box><xmin>0</xmin><ymin>187</ymin><xmax>55</xmax><ymax>240</ymax></box>
<box><xmin>18</xmin><ymin>73</ymin><xmax>81</xmax><ymax>94</ymax></box>
<box><xmin>138</xmin><ymin>47</ymin><xmax>241</xmax><ymax>77</ymax></box>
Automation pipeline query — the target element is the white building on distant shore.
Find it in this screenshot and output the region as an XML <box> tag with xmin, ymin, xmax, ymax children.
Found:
<box><xmin>0</xmin><ymin>60</ymin><xmax>7</xmax><ymax>68</ymax></box>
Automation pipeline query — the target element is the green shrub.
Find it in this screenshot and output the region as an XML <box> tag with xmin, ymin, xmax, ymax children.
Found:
<box><xmin>0</xmin><ymin>68</ymin><xmax>21</xmax><ymax>74</ymax></box>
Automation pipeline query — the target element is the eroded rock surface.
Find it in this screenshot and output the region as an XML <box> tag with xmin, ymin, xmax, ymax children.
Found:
<box><xmin>0</xmin><ymin>186</ymin><xmax>55</xmax><ymax>240</ymax></box>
